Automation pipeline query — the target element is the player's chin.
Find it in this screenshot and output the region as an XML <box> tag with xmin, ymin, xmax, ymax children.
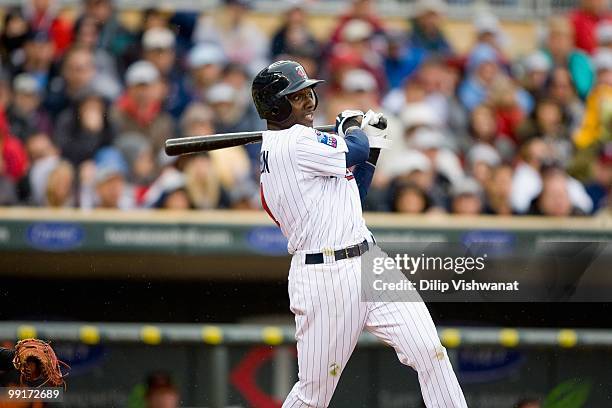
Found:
<box><xmin>299</xmin><ymin>114</ymin><xmax>314</xmax><ymax>127</ymax></box>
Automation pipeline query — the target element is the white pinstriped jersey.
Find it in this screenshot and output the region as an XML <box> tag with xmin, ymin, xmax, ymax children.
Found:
<box><xmin>259</xmin><ymin>124</ymin><xmax>371</xmax><ymax>254</ymax></box>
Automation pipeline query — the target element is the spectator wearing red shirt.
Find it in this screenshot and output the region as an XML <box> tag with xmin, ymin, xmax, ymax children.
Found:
<box><xmin>23</xmin><ymin>0</ymin><xmax>73</xmax><ymax>57</ymax></box>
<box><xmin>569</xmin><ymin>0</ymin><xmax>612</xmax><ymax>54</ymax></box>
<box><xmin>0</xmin><ymin>109</ymin><xmax>29</xmax><ymax>182</ymax></box>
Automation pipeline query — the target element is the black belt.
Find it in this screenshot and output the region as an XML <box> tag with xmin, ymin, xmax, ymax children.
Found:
<box><xmin>305</xmin><ymin>240</ymin><xmax>370</xmax><ymax>264</ymax></box>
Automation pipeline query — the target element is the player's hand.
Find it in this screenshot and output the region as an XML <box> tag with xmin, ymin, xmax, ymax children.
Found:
<box><xmin>335</xmin><ymin>110</ymin><xmax>364</xmax><ymax>138</ymax></box>
<box><xmin>361</xmin><ymin>110</ymin><xmax>392</xmax><ymax>149</ymax></box>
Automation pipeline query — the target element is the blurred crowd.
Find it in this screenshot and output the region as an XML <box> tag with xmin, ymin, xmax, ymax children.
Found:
<box><xmin>0</xmin><ymin>0</ymin><xmax>611</xmax><ymax>216</ymax></box>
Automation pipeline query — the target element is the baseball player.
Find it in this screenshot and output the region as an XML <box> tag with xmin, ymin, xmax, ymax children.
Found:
<box><xmin>252</xmin><ymin>60</ymin><xmax>467</xmax><ymax>407</ymax></box>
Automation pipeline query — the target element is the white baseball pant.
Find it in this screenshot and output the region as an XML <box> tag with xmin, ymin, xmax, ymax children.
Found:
<box><xmin>282</xmin><ymin>253</ymin><xmax>468</xmax><ymax>408</ymax></box>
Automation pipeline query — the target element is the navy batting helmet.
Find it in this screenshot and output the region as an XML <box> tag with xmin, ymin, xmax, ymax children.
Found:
<box><xmin>252</xmin><ymin>60</ymin><xmax>324</xmax><ymax>122</ymax></box>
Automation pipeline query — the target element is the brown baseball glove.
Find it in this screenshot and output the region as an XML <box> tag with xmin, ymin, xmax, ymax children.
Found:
<box><xmin>12</xmin><ymin>339</ymin><xmax>69</xmax><ymax>387</ymax></box>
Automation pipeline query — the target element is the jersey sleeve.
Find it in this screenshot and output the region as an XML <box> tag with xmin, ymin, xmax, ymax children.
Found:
<box><xmin>295</xmin><ymin>127</ymin><xmax>348</xmax><ymax>177</ymax></box>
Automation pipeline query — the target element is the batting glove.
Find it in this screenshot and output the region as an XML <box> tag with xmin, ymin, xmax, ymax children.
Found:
<box><xmin>335</xmin><ymin>110</ymin><xmax>364</xmax><ymax>138</ymax></box>
<box><xmin>361</xmin><ymin>110</ymin><xmax>392</xmax><ymax>149</ymax></box>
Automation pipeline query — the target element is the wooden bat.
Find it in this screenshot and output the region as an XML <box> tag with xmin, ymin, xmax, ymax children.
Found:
<box><xmin>164</xmin><ymin>118</ymin><xmax>387</xmax><ymax>156</ymax></box>
<box><xmin>165</xmin><ymin>125</ymin><xmax>335</xmax><ymax>156</ymax></box>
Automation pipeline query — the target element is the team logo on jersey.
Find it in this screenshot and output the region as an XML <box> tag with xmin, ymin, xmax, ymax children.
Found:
<box><xmin>295</xmin><ymin>65</ymin><xmax>307</xmax><ymax>79</ymax></box>
<box><xmin>315</xmin><ymin>130</ymin><xmax>337</xmax><ymax>148</ymax></box>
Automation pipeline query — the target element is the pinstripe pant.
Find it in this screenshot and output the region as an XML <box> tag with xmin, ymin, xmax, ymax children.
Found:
<box><xmin>282</xmin><ymin>254</ymin><xmax>468</xmax><ymax>408</ymax></box>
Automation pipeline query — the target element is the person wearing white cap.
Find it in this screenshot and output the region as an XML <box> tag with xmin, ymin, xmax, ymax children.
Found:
<box><xmin>466</xmin><ymin>142</ymin><xmax>502</xmax><ymax>186</ymax></box>
<box><xmin>112</xmin><ymin>60</ymin><xmax>176</xmax><ymax>155</ymax></box>
<box><xmin>521</xmin><ymin>51</ymin><xmax>553</xmax><ymax>100</ymax></box>
<box><xmin>187</xmin><ymin>43</ymin><xmax>227</xmax><ymax>100</ymax></box>
<box><xmin>574</xmin><ymin>48</ymin><xmax>612</xmax><ymax>150</ymax></box>
<box><xmin>142</xmin><ymin>27</ymin><xmax>176</xmax><ymax>75</ymax></box>
<box><xmin>450</xmin><ymin>177</ymin><xmax>484</xmax><ymax>215</ymax></box>
<box><xmin>142</xmin><ymin>27</ymin><xmax>191</xmax><ymax>118</ymax></box>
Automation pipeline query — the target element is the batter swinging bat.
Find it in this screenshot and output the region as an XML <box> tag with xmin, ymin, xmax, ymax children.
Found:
<box><xmin>164</xmin><ymin>118</ymin><xmax>387</xmax><ymax>156</ymax></box>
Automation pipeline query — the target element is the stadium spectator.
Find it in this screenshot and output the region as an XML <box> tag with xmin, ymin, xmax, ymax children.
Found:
<box><xmin>186</xmin><ymin>43</ymin><xmax>226</xmax><ymax>103</ymax></box>
<box><xmin>512</xmin><ymin>138</ymin><xmax>592</xmax><ymax>214</ymax></box>
<box><xmin>145</xmin><ymin>169</ymin><xmax>192</xmax><ymax>209</ymax></box>
<box><xmin>270</xmin><ymin>2</ymin><xmax>320</xmax><ymax>60</ymax></box>
<box><xmin>328</xmin><ymin>0</ymin><xmax>385</xmax><ymax>47</ymax></box>
<box><xmin>466</xmin><ymin>143</ymin><xmax>501</xmax><ymax>186</ymax></box>
<box><xmin>53</xmin><ymin>87</ymin><xmax>116</xmax><ymax>166</ymax></box>
<box><xmin>23</xmin><ymin>0</ymin><xmax>73</xmax><ymax>57</ymax></box>
<box><xmin>458</xmin><ymin>43</ymin><xmax>503</xmax><ymax>112</ymax></box>
<box><xmin>142</xmin><ymin>27</ymin><xmax>190</xmax><ymax>118</ymax></box>
<box><xmin>484</xmin><ymin>163</ymin><xmax>514</xmax><ymax>215</ymax></box>
<box><xmin>80</xmin><ymin>0</ymin><xmax>134</xmax><ymax>60</ymax></box>
<box><xmin>0</xmin><ymin>110</ymin><xmax>29</xmax><ymax>183</ymax></box>
<box><xmin>72</xmin><ymin>15</ymin><xmax>121</xmax><ymax>98</ymax></box>
<box><xmin>517</xmin><ymin>98</ymin><xmax>573</xmax><ymax>166</ymax></box>
<box><xmin>183</xmin><ymin>154</ymin><xmax>226</xmax><ymax>209</ymax></box>
<box><xmin>180</xmin><ymin>102</ymin><xmax>253</xmax><ymax>196</ymax></box>
<box><xmin>114</xmin><ymin>132</ymin><xmax>156</xmax><ymax>188</ymax></box>
<box><xmin>45</xmin><ymin>46</ymin><xmax>96</xmax><ymax>118</ymax></box>
<box><xmin>206</xmin><ymin>81</ymin><xmax>264</xmax><ymax>171</ymax></box>
<box><xmin>384</xmin><ymin>30</ymin><xmax>423</xmax><ymax>90</ymax></box>
<box><xmin>529</xmin><ymin>166</ymin><xmax>585</xmax><ymax>216</ymax></box>
<box><xmin>328</xmin><ymin>18</ymin><xmax>387</xmax><ymax>93</ymax></box>
<box><xmin>384</xmin><ymin>150</ymin><xmax>447</xmax><ymax>211</ymax></box>
<box><xmin>13</xmin><ymin>29</ymin><xmax>55</xmax><ymax>90</ymax></box>
<box><xmin>6</xmin><ymin>73</ymin><xmax>52</xmax><ymax>141</ymax></box>
<box><xmin>569</xmin><ymin>0</ymin><xmax>612</xmax><ymax>54</ymax></box>
<box><xmin>327</xmin><ymin>68</ymin><xmax>380</xmax><ymax>120</ymax></box>
<box><xmin>410</xmin><ymin>126</ymin><xmax>464</xmax><ymax>188</ymax></box>
<box><xmin>520</xmin><ymin>51</ymin><xmax>553</xmax><ymax>102</ymax></box>
<box><xmin>45</xmin><ymin>159</ymin><xmax>75</xmax><ymax>207</ymax></box>
<box><xmin>84</xmin><ymin>148</ymin><xmax>134</xmax><ymax>209</ymax></box>
<box><xmin>193</xmin><ymin>0</ymin><xmax>269</xmax><ymax>74</ymax></box>
<box><xmin>547</xmin><ymin>67</ymin><xmax>585</xmax><ymax>131</ymax></box>
<box><xmin>112</xmin><ymin>61</ymin><xmax>175</xmax><ymax>155</ymax></box>
<box><xmin>487</xmin><ymin>75</ymin><xmax>529</xmax><ymax>143</ymax></box>
<box><xmin>391</xmin><ymin>180</ymin><xmax>431</xmax><ymax>214</ymax></box>
<box><xmin>542</xmin><ymin>16</ymin><xmax>594</xmax><ymax>100</ymax></box>
<box><xmin>573</xmin><ymin>49</ymin><xmax>612</xmax><ymax>150</ymax></box>
<box><xmin>585</xmin><ymin>142</ymin><xmax>612</xmax><ymax>212</ymax></box>
<box><xmin>26</xmin><ymin>132</ymin><xmax>60</xmax><ymax>206</ymax></box>
<box><xmin>0</xmin><ymin>8</ymin><xmax>31</xmax><ymax>70</ymax></box>
<box><xmin>450</xmin><ymin>177</ymin><xmax>484</xmax><ymax>215</ymax></box>
<box><xmin>472</xmin><ymin>11</ymin><xmax>509</xmax><ymax>61</ymax></box>
<box><xmin>407</xmin><ymin>0</ymin><xmax>453</xmax><ymax>59</ymax></box>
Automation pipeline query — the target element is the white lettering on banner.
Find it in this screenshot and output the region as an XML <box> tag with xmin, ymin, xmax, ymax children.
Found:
<box><xmin>104</xmin><ymin>228</ymin><xmax>232</xmax><ymax>247</ymax></box>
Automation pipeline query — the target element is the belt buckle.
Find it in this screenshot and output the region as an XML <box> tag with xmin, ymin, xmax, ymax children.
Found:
<box><xmin>344</xmin><ymin>247</ymin><xmax>350</xmax><ymax>259</ymax></box>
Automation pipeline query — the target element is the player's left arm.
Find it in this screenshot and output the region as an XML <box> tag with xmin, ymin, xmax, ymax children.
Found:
<box><xmin>338</xmin><ymin>110</ymin><xmax>388</xmax><ymax>207</ymax></box>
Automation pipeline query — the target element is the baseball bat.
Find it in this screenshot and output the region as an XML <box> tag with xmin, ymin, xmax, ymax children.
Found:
<box><xmin>164</xmin><ymin>118</ymin><xmax>387</xmax><ymax>156</ymax></box>
<box><xmin>165</xmin><ymin>125</ymin><xmax>335</xmax><ymax>156</ymax></box>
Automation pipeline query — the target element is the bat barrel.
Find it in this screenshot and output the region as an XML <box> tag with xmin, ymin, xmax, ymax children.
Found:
<box><xmin>164</xmin><ymin>125</ymin><xmax>339</xmax><ymax>156</ymax></box>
